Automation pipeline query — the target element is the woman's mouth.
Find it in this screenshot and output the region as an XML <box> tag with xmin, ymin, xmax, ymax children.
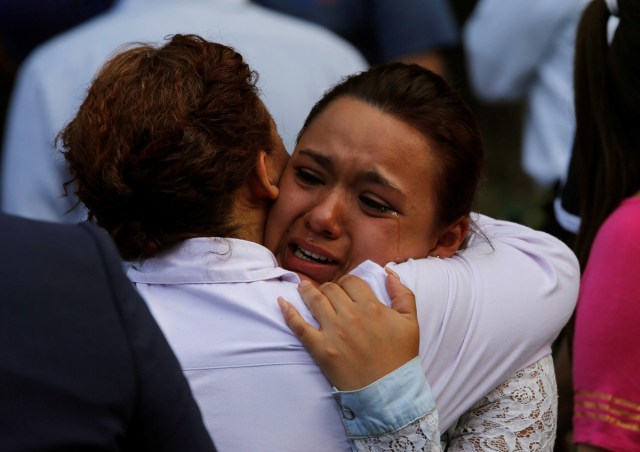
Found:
<box><xmin>293</xmin><ymin>245</ymin><xmax>335</xmax><ymax>264</ymax></box>
<box><xmin>282</xmin><ymin>242</ymin><xmax>340</xmax><ymax>283</ymax></box>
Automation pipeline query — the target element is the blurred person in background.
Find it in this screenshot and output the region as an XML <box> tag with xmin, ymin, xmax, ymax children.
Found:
<box><xmin>553</xmin><ymin>10</ymin><xmax>620</xmax><ymax>239</ymax></box>
<box><xmin>253</xmin><ymin>0</ymin><xmax>459</xmax><ymax>76</ymax></box>
<box><xmin>0</xmin><ymin>212</ymin><xmax>217</xmax><ymax>452</ymax></box>
<box><xmin>1</xmin><ymin>0</ymin><xmax>366</xmax><ymax>223</ymax></box>
<box><xmin>0</xmin><ymin>0</ymin><xmax>116</xmax><ymax>170</ymax></box>
<box><xmin>0</xmin><ymin>0</ymin><xmax>116</xmax><ymax>64</ymax></box>
<box><xmin>568</xmin><ymin>0</ymin><xmax>640</xmax><ymax>449</ymax></box>
<box><xmin>464</xmin><ymin>0</ymin><xmax>589</xmax><ymax>244</ymax></box>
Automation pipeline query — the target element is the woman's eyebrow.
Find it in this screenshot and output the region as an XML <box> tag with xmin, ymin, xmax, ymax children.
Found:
<box><xmin>361</xmin><ymin>170</ymin><xmax>404</xmax><ymax>196</ymax></box>
<box><xmin>299</xmin><ymin>149</ymin><xmax>405</xmax><ymax>196</ymax></box>
<box><xmin>298</xmin><ymin>149</ymin><xmax>333</xmax><ymax>170</ymax></box>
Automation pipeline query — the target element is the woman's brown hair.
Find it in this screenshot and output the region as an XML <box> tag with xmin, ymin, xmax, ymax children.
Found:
<box><xmin>60</xmin><ymin>34</ymin><xmax>274</xmax><ymax>260</ymax></box>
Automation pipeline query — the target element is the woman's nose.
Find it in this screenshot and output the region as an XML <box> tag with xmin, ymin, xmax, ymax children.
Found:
<box><xmin>303</xmin><ymin>191</ymin><xmax>344</xmax><ymax>239</ymax></box>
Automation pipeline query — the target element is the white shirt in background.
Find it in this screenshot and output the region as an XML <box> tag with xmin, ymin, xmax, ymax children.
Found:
<box><xmin>1</xmin><ymin>0</ymin><xmax>367</xmax><ymax>222</ymax></box>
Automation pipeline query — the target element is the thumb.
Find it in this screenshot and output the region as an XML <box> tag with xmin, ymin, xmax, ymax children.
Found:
<box><xmin>384</xmin><ymin>266</ymin><xmax>417</xmax><ymax>317</ymax></box>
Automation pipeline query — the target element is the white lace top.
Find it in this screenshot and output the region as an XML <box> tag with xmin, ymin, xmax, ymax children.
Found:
<box><xmin>353</xmin><ymin>355</ymin><xmax>558</xmax><ymax>451</ymax></box>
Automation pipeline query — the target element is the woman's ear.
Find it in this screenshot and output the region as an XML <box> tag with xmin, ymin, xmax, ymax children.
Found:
<box><xmin>429</xmin><ymin>216</ymin><xmax>469</xmax><ymax>258</ymax></box>
<box><xmin>251</xmin><ymin>150</ymin><xmax>280</xmax><ymax>201</ymax></box>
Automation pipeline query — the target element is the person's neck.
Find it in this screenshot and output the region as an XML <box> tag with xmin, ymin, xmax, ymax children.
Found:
<box><xmin>228</xmin><ymin>196</ymin><xmax>268</xmax><ymax>245</ymax></box>
<box><xmin>232</xmin><ymin>219</ymin><xmax>264</xmax><ymax>244</ymax></box>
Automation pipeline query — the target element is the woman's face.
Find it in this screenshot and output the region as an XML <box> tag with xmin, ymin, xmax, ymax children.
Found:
<box><xmin>264</xmin><ymin>96</ymin><xmax>444</xmax><ymax>283</ymax></box>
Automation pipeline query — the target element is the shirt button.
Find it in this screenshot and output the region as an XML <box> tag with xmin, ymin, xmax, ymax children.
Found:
<box><xmin>341</xmin><ymin>407</ymin><xmax>355</xmax><ymax>420</ymax></box>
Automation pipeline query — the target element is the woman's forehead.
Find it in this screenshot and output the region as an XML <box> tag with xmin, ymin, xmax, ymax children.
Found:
<box><xmin>296</xmin><ymin>98</ymin><xmax>434</xmax><ymax>175</ymax></box>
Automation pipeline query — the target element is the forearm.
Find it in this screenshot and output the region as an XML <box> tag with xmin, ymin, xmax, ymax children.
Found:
<box><xmin>386</xmin><ymin>214</ymin><xmax>578</xmax><ymax>428</ymax></box>
<box><xmin>333</xmin><ymin>358</ymin><xmax>441</xmax><ymax>451</ymax></box>
<box><xmin>281</xmin><ymin>273</ymin><xmax>442</xmax><ymax>448</ymax></box>
<box><xmin>447</xmin><ymin>355</ymin><xmax>557</xmax><ymax>451</ymax></box>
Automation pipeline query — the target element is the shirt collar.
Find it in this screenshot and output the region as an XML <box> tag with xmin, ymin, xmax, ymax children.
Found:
<box><xmin>128</xmin><ymin>237</ymin><xmax>300</xmax><ymax>284</ymax></box>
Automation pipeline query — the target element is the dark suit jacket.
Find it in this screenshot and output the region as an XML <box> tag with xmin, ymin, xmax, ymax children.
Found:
<box><xmin>0</xmin><ymin>213</ymin><xmax>216</xmax><ymax>452</ymax></box>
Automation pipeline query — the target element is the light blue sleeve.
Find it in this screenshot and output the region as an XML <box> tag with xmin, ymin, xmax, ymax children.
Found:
<box><xmin>333</xmin><ymin>358</ymin><xmax>441</xmax><ymax>450</ymax></box>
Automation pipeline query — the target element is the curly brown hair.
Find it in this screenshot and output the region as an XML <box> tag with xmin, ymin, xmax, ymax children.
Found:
<box><xmin>60</xmin><ymin>34</ymin><xmax>274</xmax><ymax>260</ymax></box>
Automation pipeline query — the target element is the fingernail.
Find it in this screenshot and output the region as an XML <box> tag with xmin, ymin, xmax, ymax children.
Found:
<box><xmin>298</xmin><ymin>279</ymin><xmax>312</xmax><ymax>289</ymax></box>
<box><xmin>277</xmin><ymin>297</ymin><xmax>290</xmax><ymax>313</ymax></box>
<box><xmin>385</xmin><ymin>266</ymin><xmax>400</xmax><ymax>279</ymax></box>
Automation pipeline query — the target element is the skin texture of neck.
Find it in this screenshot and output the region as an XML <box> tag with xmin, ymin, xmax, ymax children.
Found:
<box><xmin>228</xmin><ymin>186</ymin><xmax>270</xmax><ymax>245</ymax></box>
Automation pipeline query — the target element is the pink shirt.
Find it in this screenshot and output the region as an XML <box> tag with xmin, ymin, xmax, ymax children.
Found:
<box><xmin>573</xmin><ymin>196</ymin><xmax>640</xmax><ymax>450</ymax></box>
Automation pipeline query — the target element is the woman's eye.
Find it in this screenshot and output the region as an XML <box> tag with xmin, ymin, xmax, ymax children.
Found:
<box><xmin>295</xmin><ymin>169</ymin><xmax>323</xmax><ymax>186</ymax></box>
<box><xmin>360</xmin><ymin>196</ymin><xmax>398</xmax><ymax>215</ymax></box>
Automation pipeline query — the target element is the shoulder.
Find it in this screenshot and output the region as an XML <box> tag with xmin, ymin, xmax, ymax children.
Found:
<box><xmin>595</xmin><ymin>197</ymin><xmax>640</xmax><ymax>242</ymax></box>
<box><xmin>573</xmin><ymin>199</ymin><xmax>640</xmax><ymax>450</ymax></box>
<box><xmin>0</xmin><ymin>214</ymin><xmax>96</xmax><ymax>255</ymax></box>
<box><xmin>587</xmin><ymin>197</ymin><xmax>640</xmax><ymax>264</ymax></box>
<box><xmin>580</xmin><ymin>198</ymin><xmax>640</xmax><ymax>293</ymax></box>
<box><xmin>0</xmin><ymin>214</ymin><xmax>122</xmax><ymax>294</ymax></box>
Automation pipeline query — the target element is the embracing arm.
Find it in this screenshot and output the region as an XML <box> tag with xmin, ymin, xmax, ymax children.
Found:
<box><xmin>390</xmin><ymin>214</ymin><xmax>578</xmax><ymax>432</ymax></box>
<box><xmin>276</xmin><ymin>213</ymin><xmax>579</xmax><ymax>447</ymax></box>
<box><xmin>278</xmin><ymin>272</ymin><xmax>442</xmax><ymax>451</ymax></box>
<box><xmin>446</xmin><ymin>355</ymin><xmax>558</xmax><ymax>450</ymax></box>
<box><xmin>393</xmin><ymin>215</ymin><xmax>576</xmax><ymax>446</ymax></box>
<box><xmin>465</xmin><ymin>213</ymin><xmax>580</xmax><ymax>344</ymax></box>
